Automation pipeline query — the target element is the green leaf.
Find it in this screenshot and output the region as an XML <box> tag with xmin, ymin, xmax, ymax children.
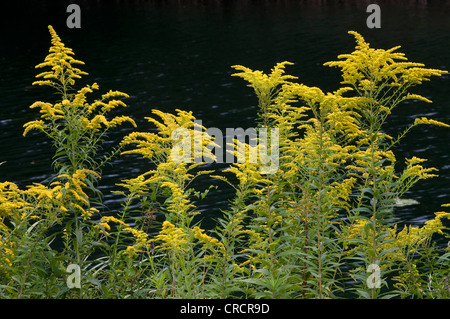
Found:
<box><xmin>85</xmin><ymin>275</ymin><xmax>102</xmax><ymax>289</ymax></box>
<box><xmin>351</xmin><ymin>207</ymin><xmax>372</xmax><ymax>214</ymax></box>
<box><xmin>356</xmin><ymin>289</ymin><xmax>371</xmax><ymax>299</ymax></box>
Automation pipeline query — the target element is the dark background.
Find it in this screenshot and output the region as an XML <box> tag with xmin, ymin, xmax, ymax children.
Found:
<box><xmin>0</xmin><ymin>0</ymin><xmax>449</xmax><ymax>229</ymax></box>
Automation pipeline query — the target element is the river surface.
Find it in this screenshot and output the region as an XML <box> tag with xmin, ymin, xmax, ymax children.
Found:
<box><xmin>0</xmin><ymin>1</ymin><xmax>449</xmax><ymax>230</ymax></box>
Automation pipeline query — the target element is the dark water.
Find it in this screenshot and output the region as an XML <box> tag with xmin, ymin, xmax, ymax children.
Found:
<box><xmin>0</xmin><ymin>1</ymin><xmax>449</xmax><ymax>229</ymax></box>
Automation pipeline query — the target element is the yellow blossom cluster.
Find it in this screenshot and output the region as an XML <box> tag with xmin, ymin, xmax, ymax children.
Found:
<box><xmin>345</xmin><ymin>211</ymin><xmax>450</xmax><ymax>264</ymax></box>
<box><xmin>57</xmin><ymin>169</ymin><xmax>101</xmax><ymax>220</ymax></box>
<box><xmin>152</xmin><ymin>221</ymin><xmax>189</xmax><ymax>252</ymax></box>
<box><xmin>150</xmin><ymin>221</ymin><xmax>224</xmax><ymax>260</ymax></box>
<box><xmin>222</xmin><ymin>139</ymin><xmax>272</xmax><ymax>188</ymax></box>
<box><xmin>121</xmin><ymin>109</ymin><xmax>215</xmax><ymax>164</ymax></box>
<box><xmin>33</xmin><ymin>25</ymin><xmax>87</xmax><ymax>89</ymax></box>
<box><xmin>0</xmin><ymin>169</ymin><xmax>100</xmax><ymax>225</ymax></box>
<box><xmin>0</xmin><ymin>235</ymin><xmax>14</xmax><ymax>275</ymax></box>
<box><xmin>413</xmin><ymin>117</ymin><xmax>450</xmax><ymax>128</ymax></box>
<box><xmin>231</xmin><ymin>62</ymin><xmax>298</xmax><ymax>106</ymax></box>
<box><xmin>192</xmin><ymin>226</ymin><xmax>225</xmax><ymax>251</ymax></box>
<box><xmin>114</xmin><ymin>173</ymin><xmax>152</xmax><ymax>198</ymax></box>
<box><xmin>121</xmin><ymin>227</ymin><xmax>152</xmax><ymax>258</ymax></box>
<box><xmin>390</xmin><ymin>212</ymin><xmax>450</xmax><ymax>257</ymax></box>
<box><xmin>324</xmin><ymin>31</ymin><xmax>448</xmax><ymax>91</ymax></box>
<box><xmin>23</xmin><ymin>83</ymin><xmax>136</xmax><ymax>137</ymax></box>
<box><xmin>97</xmin><ymin>215</ymin><xmax>128</xmax><ymax>234</ymax></box>
<box><xmin>0</xmin><ymin>212</ymin><xmax>15</xmax><ymax>269</ymax></box>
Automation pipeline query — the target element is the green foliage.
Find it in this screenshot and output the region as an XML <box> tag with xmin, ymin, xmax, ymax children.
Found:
<box><xmin>1</xmin><ymin>27</ymin><xmax>449</xmax><ymax>299</ymax></box>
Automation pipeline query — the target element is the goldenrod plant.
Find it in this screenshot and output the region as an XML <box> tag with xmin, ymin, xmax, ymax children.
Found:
<box><xmin>0</xmin><ymin>27</ymin><xmax>449</xmax><ymax>299</ymax></box>
<box><xmin>24</xmin><ymin>26</ymin><xmax>136</xmax><ymax>176</ymax></box>
<box><xmin>1</xmin><ymin>26</ymin><xmax>135</xmax><ymax>298</ymax></box>
<box><xmin>116</xmin><ymin>109</ymin><xmax>220</xmax><ymax>298</ymax></box>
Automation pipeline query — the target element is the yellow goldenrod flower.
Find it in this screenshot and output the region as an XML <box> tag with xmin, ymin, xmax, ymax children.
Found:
<box><xmin>23</xmin><ymin>120</ymin><xmax>46</xmax><ymax>136</ymax></box>
<box><xmin>97</xmin><ymin>215</ymin><xmax>128</xmax><ymax>233</ymax></box>
<box><xmin>413</xmin><ymin>117</ymin><xmax>450</xmax><ymax>128</ymax></box>
<box><xmin>192</xmin><ymin>226</ymin><xmax>224</xmax><ymax>251</ymax></box>
<box><xmin>153</xmin><ymin>221</ymin><xmax>189</xmax><ymax>252</ymax></box>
